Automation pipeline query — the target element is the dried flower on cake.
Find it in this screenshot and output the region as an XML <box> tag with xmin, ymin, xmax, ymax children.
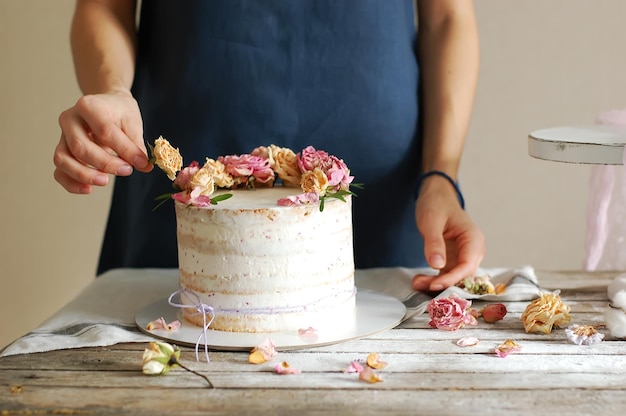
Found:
<box><xmin>366</xmin><ymin>353</ymin><xmax>388</xmax><ymax>370</ymax></box>
<box><xmin>427</xmin><ymin>294</ymin><xmax>478</xmax><ymax>331</ymax></box>
<box><xmin>300</xmin><ymin>168</ymin><xmax>330</xmax><ymax>195</ymax></box>
<box><xmin>480</xmin><ymin>303</ymin><xmax>508</xmax><ymax>323</ymax></box>
<box><xmin>275</xmin><ymin>361</ymin><xmax>301</xmax><ymax>375</ymax></box>
<box><xmin>203</xmin><ymin>158</ymin><xmax>235</xmax><ymax>189</ymax></box>
<box><xmin>248</xmin><ymin>338</ymin><xmax>278</xmax><ymax>364</ymax></box>
<box><xmin>142</xmin><ymin>341</ymin><xmax>213</xmax><ymax>386</ymax></box>
<box><xmin>277</xmin><ymin>192</ymin><xmax>320</xmax><ymax>207</ymax></box>
<box><xmin>359</xmin><ymin>367</ymin><xmax>383</xmax><ymax>383</ymax></box>
<box><xmin>151</xmin><ymin>136</ymin><xmax>182</xmax><ymax>180</ymax></box>
<box><xmin>267</xmin><ymin>145</ymin><xmax>301</xmax><ymax>187</ymax></box>
<box><xmin>456</xmin><ymin>337</ymin><xmax>480</xmax><ymax>347</ymax></box>
<box><xmin>494</xmin><ymin>339</ymin><xmax>522</xmax><ymax>358</ymax></box>
<box><xmin>145</xmin><ymin>317</ymin><xmax>181</xmax><ymax>332</ymax></box>
<box><xmin>565</xmin><ymin>324</ymin><xmax>605</xmax><ymax>345</ymax></box>
<box><xmin>521</xmin><ymin>291</ymin><xmax>571</xmax><ymax>334</ymax></box>
<box><xmin>150</xmin><ymin>138</ymin><xmax>358</xmax><ymax>210</ymax></box>
<box><xmin>219</xmin><ymin>154</ymin><xmax>275</xmax><ymax>189</ymax></box>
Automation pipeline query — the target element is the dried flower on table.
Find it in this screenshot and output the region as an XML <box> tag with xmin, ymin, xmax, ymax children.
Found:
<box><xmin>459</xmin><ymin>275</ymin><xmax>496</xmax><ymax>295</ymax></box>
<box><xmin>342</xmin><ymin>360</ymin><xmax>365</xmax><ymax>373</ymax></box>
<box><xmin>359</xmin><ymin>366</ymin><xmax>383</xmax><ymax>383</ymax></box>
<box><xmin>494</xmin><ymin>339</ymin><xmax>522</xmax><ymax>358</ymax></box>
<box><xmin>248</xmin><ymin>338</ymin><xmax>278</xmax><ymax>364</ymax></box>
<box><xmin>427</xmin><ymin>294</ymin><xmax>478</xmax><ymax>331</ymax></box>
<box><xmin>142</xmin><ymin>341</ymin><xmax>213</xmax><ymax>387</ymax></box>
<box><xmin>456</xmin><ymin>336</ymin><xmax>480</xmax><ymax>347</ymax></box>
<box><xmin>275</xmin><ymin>361</ymin><xmax>301</xmax><ymax>375</ymax></box>
<box><xmin>521</xmin><ymin>291</ymin><xmax>571</xmax><ymax>334</ymax></box>
<box><xmin>565</xmin><ymin>324</ymin><xmax>605</xmax><ymax>345</ymax></box>
<box><xmin>480</xmin><ymin>303</ymin><xmax>508</xmax><ymax>323</ymax></box>
<box><xmin>366</xmin><ymin>352</ymin><xmax>388</xmax><ymax>370</ymax></box>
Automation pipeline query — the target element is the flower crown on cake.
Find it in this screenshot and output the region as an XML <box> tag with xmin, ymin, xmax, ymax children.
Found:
<box><xmin>149</xmin><ymin>136</ymin><xmax>360</xmax><ymax>211</ymax></box>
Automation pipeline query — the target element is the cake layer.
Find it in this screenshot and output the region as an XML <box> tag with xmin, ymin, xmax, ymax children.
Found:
<box><xmin>175</xmin><ymin>187</ymin><xmax>356</xmax><ymax>332</ymax></box>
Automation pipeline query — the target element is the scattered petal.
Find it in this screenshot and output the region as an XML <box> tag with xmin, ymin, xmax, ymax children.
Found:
<box><xmin>298</xmin><ymin>327</ymin><xmax>319</xmax><ymax>340</ymax></box>
<box><xmin>481</xmin><ymin>303</ymin><xmax>508</xmax><ymax>323</ymax></box>
<box><xmin>456</xmin><ymin>336</ymin><xmax>480</xmax><ymax>347</ymax></box>
<box><xmin>495</xmin><ymin>339</ymin><xmax>522</xmax><ymax>358</ymax></box>
<box><xmin>565</xmin><ymin>324</ymin><xmax>605</xmax><ymax>345</ymax></box>
<box><xmin>342</xmin><ymin>360</ymin><xmax>364</xmax><ymax>373</ymax></box>
<box><xmin>249</xmin><ymin>338</ymin><xmax>278</xmax><ymax>364</ymax></box>
<box><xmin>275</xmin><ymin>361</ymin><xmax>301</xmax><ymax>375</ymax></box>
<box><xmin>359</xmin><ymin>367</ymin><xmax>383</xmax><ymax>383</ymax></box>
<box><xmin>366</xmin><ymin>352</ymin><xmax>388</xmax><ymax>370</ymax></box>
<box><xmin>146</xmin><ymin>317</ymin><xmax>181</xmax><ymax>332</ymax></box>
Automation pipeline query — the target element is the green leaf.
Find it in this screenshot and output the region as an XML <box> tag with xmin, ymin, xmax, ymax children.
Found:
<box><xmin>210</xmin><ymin>193</ymin><xmax>233</xmax><ymax>204</ymax></box>
<box><xmin>319</xmin><ymin>197</ymin><xmax>325</xmax><ymax>212</ymax></box>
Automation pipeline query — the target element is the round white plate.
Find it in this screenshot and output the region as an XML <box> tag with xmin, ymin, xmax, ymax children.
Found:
<box><xmin>135</xmin><ymin>289</ymin><xmax>406</xmax><ymax>351</ymax></box>
<box><xmin>528</xmin><ymin>124</ymin><xmax>626</xmax><ymax>165</ymax></box>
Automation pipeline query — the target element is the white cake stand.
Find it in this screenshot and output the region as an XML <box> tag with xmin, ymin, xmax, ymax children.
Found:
<box><xmin>136</xmin><ymin>289</ymin><xmax>406</xmax><ymax>351</ymax></box>
<box><xmin>528</xmin><ymin>124</ymin><xmax>626</xmax><ymax>165</ymax></box>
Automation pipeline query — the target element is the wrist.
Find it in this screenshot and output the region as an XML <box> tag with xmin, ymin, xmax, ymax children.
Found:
<box><xmin>415</xmin><ymin>170</ymin><xmax>465</xmax><ymax>209</ymax></box>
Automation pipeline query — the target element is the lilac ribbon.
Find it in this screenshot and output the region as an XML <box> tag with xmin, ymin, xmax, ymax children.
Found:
<box><xmin>168</xmin><ymin>289</ymin><xmax>214</xmax><ymax>362</ymax></box>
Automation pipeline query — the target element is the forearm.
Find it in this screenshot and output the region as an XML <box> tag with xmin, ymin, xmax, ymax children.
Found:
<box><xmin>71</xmin><ymin>0</ymin><xmax>137</xmax><ymax>95</ymax></box>
<box><xmin>417</xmin><ymin>0</ymin><xmax>479</xmax><ymax>179</ymax></box>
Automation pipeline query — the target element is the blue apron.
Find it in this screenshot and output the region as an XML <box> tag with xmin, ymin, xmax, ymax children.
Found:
<box><xmin>98</xmin><ymin>0</ymin><xmax>424</xmax><ymax>274</ymax></box>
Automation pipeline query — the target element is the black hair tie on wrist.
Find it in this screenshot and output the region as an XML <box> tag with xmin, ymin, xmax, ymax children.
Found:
<box><xmin>415</xmin><ymin>170</ymin><xmax>465</xmax><ymax>209</ymax></box>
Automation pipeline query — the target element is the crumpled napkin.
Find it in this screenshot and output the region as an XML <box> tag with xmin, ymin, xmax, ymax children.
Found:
<box><xmin>356</xmin><ymin>265</ymin><xmax>544</xmax><ymax>322</ymax></box>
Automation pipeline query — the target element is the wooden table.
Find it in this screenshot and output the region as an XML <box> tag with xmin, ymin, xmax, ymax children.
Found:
<box><xmin>1</xmin><ymin>271</ymin><xmax>625</xmax><ymax>415</ymax></box>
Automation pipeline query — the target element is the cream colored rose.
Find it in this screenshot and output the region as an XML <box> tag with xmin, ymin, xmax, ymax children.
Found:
<box><xmin>203</xmin><ymin>158</ymin><xmax>235</xmax><ymax>189</ymax></box>
<box><xmin>300</xmin><ymin>167</ymin><xmax>329</xmax><ymax>195</ymax></box>
<box><xmin>153</xmin><ymin>136</ymin><xmax>183</xmax><ymax>181</ymax></box>
<box><xmin>521</xmin><ymin>292</ymin><xmax>571</xmax><ymax>334</ymax></box>
<box><xmin>190</xmin><ymin>167</ymin><xmax>215</xmax><ymax>197</ymax></box>
<box><xmin>268</xmin><ymin>145</ymin><xmax>301</xmax><ymax>187</ymax></box>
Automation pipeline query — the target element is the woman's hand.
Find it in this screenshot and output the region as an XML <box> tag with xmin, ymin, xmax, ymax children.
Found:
<box><xmin>412</xmin><ymin>175</ymin><xmax>486</xmax><ymax>292</ymax></box>
<box><xmin>54</xmin><ymin>90</ymin><xmax>152</xmax><ymax>194</ymax></box>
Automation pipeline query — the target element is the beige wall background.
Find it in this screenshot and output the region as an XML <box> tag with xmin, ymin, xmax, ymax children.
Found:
<box><xmin>2</xmin><ymin>0</ymin><xmax>626</xmax><ymax>349</ymax></box>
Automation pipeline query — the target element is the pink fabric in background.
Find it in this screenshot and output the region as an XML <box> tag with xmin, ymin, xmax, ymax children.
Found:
<box><xmin>584</xmin><ymin>109</ymin><xmax>626</xmax><ymax>271</ymax></box>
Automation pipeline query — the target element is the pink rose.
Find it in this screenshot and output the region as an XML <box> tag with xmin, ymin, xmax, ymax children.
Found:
<box><xmin>173</xmin><ymin>161</ymin><xmax>200</xmax><ymax>191</ymax></box>
<box><xmin>427</xmin><ymin>294</ymin><xmax>478</xmax><ymax>331</ymax></box>
<box><xmin>172</xmin><ymin>187</ymin><xmax>212</xmax><ymax>207</ymax></box>
<box><xmin>277</xmin><ymin>192</ymin><xmax>320</xmax><ymax>206</ymax></box>
<box><xmin>326</xmin><ymin>156</ymin><xmax>354</xmax><ymax>190</ymax></box>
<box><xmin>219</xmin><ymin>154</ymin><xmax>275</xmax><ymax>187</ymax></box>
<box><xmin>297</xmin><ymin>146</ymin><xmax>333</xmax><ymax>172</ymax></box>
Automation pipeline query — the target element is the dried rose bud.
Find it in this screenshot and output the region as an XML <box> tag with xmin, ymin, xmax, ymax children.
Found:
<box><xmin>481</xmin><ymin>303</ymin><xmax>508</xmax><ymax>323</ymax></box>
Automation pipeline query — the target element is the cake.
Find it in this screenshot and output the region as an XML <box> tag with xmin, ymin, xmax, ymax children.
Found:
<box><xmin>175</xmin><ymin>187</ymin><xmax>355</xmax><ymax>332</ymax></box>
<box><xmin>150</xmin><ymin>138</ymin><xmax>358</xmax><ymax>333</ymax></box>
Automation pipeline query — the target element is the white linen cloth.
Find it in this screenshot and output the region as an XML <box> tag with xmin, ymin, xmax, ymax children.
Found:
<box><xmin>1</xmin><ymin>266</ymin><xmax>542</xmax><ymax>357</ymax></box>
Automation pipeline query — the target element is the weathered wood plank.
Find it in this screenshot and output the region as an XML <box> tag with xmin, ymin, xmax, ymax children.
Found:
<box><xmin>1</xmin><ymin>386</ymin><xmax>624</xmax><ymax>415</ymax></box>
<box><xmin>3</xmin><ymin>368</ymin><xmax>626</xmax><ymax>390</ymax></box>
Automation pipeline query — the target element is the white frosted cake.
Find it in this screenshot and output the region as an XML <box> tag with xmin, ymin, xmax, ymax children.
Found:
<box><xmin>175</xmin><ymin>187</ymin><xmax>356</xmax><ymax>333</ymax></box>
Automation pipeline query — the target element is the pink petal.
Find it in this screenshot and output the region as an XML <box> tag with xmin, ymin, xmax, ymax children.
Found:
<box><xmin>456</xmin><ymin>337</ymin><xmax>480</xmax><ymax>347</ymax></box>
<box><xmin>275</xmin><ymin>361</ymin><xmax>301</xmax><ymax>375</ymax></box>
<box><xmin>298</xmin><ymin>327</ymin><xmax>318</xmax><ymax>339</ymax></box>
<box><xmin>342</xmin><ymin>360</ymin><xmax>364</xmax><ymax>373</ymax></box>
